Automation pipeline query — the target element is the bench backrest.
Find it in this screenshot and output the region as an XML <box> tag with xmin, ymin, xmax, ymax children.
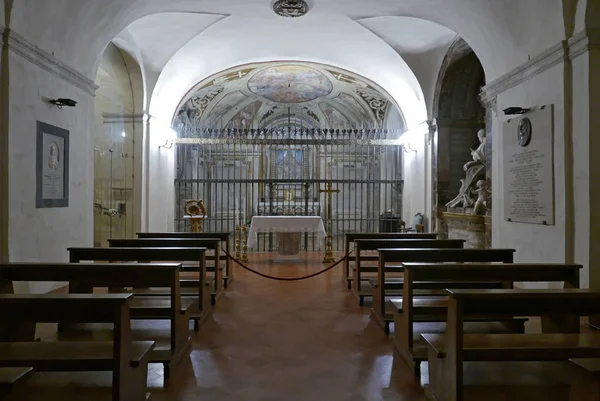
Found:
<box><xmin>442</xmin><ymin>289</ymin><xmax>600</xmax><ymax>401</ymax></box>
<box><xmin>345</xmin><ymin>232</ymin><xmax>438</xmax><ymax>252</ymax></box>
<box><xmin>137</xmin><ymin>232</ymin><xmax>229</xmax><ymax>243</ymax></box>
<box><xmin>0</xmin><ymin>293</ymin><xmax>133</xmax><ymax>343</ymax></box>
<box><xmin>68</xmin><ymin>247</ymin><xmax>206</xmax><ymax>263</ymax></box>
<box><xmin>399</xmin><ymin>263</ymin><xmax>582</xmax><ymax>348</ymax></box>
<box><xmin>378</xmin><ymin>248</ymin><xmax>515</xmax><ymax>264</ymax></box>
<box><xmin>0</xmin><ymin>293</ymin><xmax>135</xmax><ymax>389</ymax></box>
<box><xmin>355</xmin><ymin>239</ymin><xmax>465</xmax><ymax>252</ymax></box>
<box><xmin>109</xmin><ymin>238</ymin><xmax>220</xmax><ymax>251</ymax></box>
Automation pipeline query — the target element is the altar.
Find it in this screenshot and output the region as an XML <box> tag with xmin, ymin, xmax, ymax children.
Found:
<box><xmin>247</xmin><ymin>216</ymin><xmax>326</xmax><ymax>260</ymax></box>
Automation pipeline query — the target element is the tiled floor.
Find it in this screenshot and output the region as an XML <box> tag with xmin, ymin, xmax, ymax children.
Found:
<box><xmin>147</xmin><ymin>252</ymin><xmax>427</xmax><ymax>401</ymax></box>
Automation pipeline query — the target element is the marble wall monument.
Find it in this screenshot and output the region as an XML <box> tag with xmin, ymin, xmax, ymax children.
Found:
<box><xmin>502</xmin><ymin>105</ymin><xmax>555</xmax><ymax>225</ymax></box>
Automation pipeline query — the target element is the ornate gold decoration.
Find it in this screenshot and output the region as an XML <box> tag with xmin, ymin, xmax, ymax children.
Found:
<box><xmin>184</xmin><ymin>199</ymin><xmax>207</xmax><ymax>232</ymax></box>
<box><xmin>241</xmin><ymin>225</ymin><xmax>249</xmax><ymax>263</ymax></box>
<box><xmin>319</xmin><ymin>163</ymin><xmax>340</xmax><ymax>263</ymax></box>
<box><xmin>283</xmin><ymin>189</ymin><xmax>295</xmax><ymax>202</ymax></box>
<box><xmin>235</xmin><ymin>225</ymin><xmax>241</xmax><ymax>260</ymax></box>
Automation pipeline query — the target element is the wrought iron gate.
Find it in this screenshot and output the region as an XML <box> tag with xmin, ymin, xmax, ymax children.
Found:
<box><xmin>174</xmin><ymin>128</ymin><xmax>404</xmax><ymax>251</ymax></box>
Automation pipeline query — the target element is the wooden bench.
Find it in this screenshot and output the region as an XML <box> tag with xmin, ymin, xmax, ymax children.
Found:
<box><xmin>373</xmin><ymin>248</ymin><xmax>515</xmax><ymax>334</ymax></box>
<box><xmin>68</xmin><ymin>247</ymin><xmax>209</xmax><ymax>332</ymax></box>
<box><xmin>395</xmin><ymin>262</ymin><xmax>582</xmax><ymax>375</ymax></box>
<box><xmin>424</xmin><ymin>289</ymin><xmax>600</xmax><ymax>401</ymax></box>
<box><xmin>343</xmin><ymin>232</ymin><xmax>438</xmax><ymax>287</ymax></box>
<box><xmin>0</xmin><ymin>367</ymin><xmax>33</xmax><ymax>399</ymax></box>
<box><xmin>108</xmin><ymin>238</ymin><xmax>223</xmax><ymax>304</ymax></box>
<box><xmin>137</xmin><ymin>232</ymin><xmax>232</xmax><ymax>287</ymax></box>
<box><xmin>568</xmin><ymin>358</ymin><xmax>600</xmax><ymax>401</ymax></box>
<box><xmin>0</xmin><ymin>294</ymin><xmax>154</xmax><ymax>401</ymax></box>
<box><xmin>0</xmin><ymin>262</ymin><xmax>192</xmax><ymax>379</ymax></box>
<box><xmin>352</xmin><ymin>239</ymin><xmax>465</xmax><ymax>305</ymax></box>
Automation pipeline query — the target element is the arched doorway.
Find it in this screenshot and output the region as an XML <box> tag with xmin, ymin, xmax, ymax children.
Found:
<box><xmin>432</xmin><ymin>39</ymin><xmax>487</xmax><ymax>245</ymax></box>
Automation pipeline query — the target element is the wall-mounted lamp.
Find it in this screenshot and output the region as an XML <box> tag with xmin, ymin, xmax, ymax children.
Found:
<box><xmin>48</xmin><ymin>98</ymin><xmax>78</xmax><ymax>109</ymax></box>
<box><xmin>403</xmin><ymin>143</ymin><xmax>417</xmax><ymax>153</ymax></box>
<box><xmin>158</xmin><ymin>127</ymin><xmax>177</xmax><ymax>149</ymax></box>
<box><xmin>503</xmin><ymin>107</ymin><xmax>530</xmax><ymax>115</ymax></box>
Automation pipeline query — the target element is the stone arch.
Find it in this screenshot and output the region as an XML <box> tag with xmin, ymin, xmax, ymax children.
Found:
<box><xmin>431</xmin><ymin>39</ymin><xmax>486</xmax><ymax>234</ymax></box>
<box><xmin>93</xmin><ymin>44</ymin><xmax>145</xmax><ymax>244</ymax></box>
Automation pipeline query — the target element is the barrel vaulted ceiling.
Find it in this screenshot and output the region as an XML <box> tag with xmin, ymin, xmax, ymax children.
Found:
<box><xmin>174</xmin><ymin>62</ymin><xmax>399</xmax><ymax>130</ymax></box>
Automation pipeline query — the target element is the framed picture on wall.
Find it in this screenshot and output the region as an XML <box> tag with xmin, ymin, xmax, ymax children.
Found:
<box><xmin>36</xmin><ymin>121</ymin><xmax>69</xmax><ymax>208</ymax></box>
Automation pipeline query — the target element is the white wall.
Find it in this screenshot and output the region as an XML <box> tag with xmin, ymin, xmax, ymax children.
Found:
<box><xmin>492</xmin><ymin>63</ymin><xmax>567</xmax><ymax>268</ymax></box>
<box><xmin>8</xmin><ymin>55</ymin><xmax>94</xmax><ymax>293</ymax></box>
<box><xmin>402</xmin><ymin>134</ymin><xmax>430</xmax><ymax>227</ymax></box>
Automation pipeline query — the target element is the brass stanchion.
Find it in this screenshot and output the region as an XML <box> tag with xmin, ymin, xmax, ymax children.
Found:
<box><xmin>319</xmin><ymin>181</ymin><xmax>340</xmax><ymax>264</ymax></box>
<box><xmin>241</xmin><ymin>225</ymin><xmax>249</xmax><ymax>263</ymax></box>
<box><xmin>235</xmin><ymin>225</ymin><xmax>241</xmax><ymax>260</ymax></box>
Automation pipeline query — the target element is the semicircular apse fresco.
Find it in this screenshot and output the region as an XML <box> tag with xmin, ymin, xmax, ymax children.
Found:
<box><xmin>247</xmin><ymin>65</ymin><xmax>333</xmax><ymax>103</ymax></box>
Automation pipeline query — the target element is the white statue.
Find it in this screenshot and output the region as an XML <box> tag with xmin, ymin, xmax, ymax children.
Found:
<box><xmin>446</xmin><ymin>129</ymin><xmax>487</xmax><ymax>209</ymax></box>
<box><xmin>471</xmin><ymin>180</ymin><xmax>490</xmax><ymax>215</ymax></box>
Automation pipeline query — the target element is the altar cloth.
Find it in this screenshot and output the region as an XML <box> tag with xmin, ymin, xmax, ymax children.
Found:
<box><xmin>247</xmin><ymin>216</ymin><xmax>326</xmax><ymax>248</ymax></box>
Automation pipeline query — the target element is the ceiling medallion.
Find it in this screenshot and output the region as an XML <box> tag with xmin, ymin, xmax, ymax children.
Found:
<box><xmin>273</xmin><ymin>0</ymin><xmax>309</xmax><ymax>18</ymax></box>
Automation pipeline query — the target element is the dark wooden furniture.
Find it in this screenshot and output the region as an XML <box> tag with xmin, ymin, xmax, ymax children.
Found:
<box><xmin>351</xmin><ymin>239</ymin><xmax>465</xmax><ymax>305</ymax></box>
<box><xmin>373</xmin><ymin>248</ymin><xmax>515</xmax><ymax>333</ymax></box>
<box><xmin>137</xmin><ymin>232</ymin><xmax>232</xmax><ymax>287</ymax></box>
<box><xmin>343</xmin><ymin>232</ymin><xmax>437</xmax><ymax>287</ymax></box>
<box><xmin>0</xmin><ymin>294</ymin><xmax>154</xmax><ymax>401</ymax></box>
<box><xmin>569</xmin><ymin>358</ymin><xmax>600</xmax><ymax>401</ymax></box>
<box><xmin>0</xmin><ymin>262</ymin><xmax>192</xmax><ymax>379</ymax></box>
<box><xmin>0</xmin><ymin>367</ymin><xmax>33</xmax><ymax>399</ymax></box>
<box><xmin>68</xmin><ymin>247</ymin><xmax>209</xmax><ymax>332</ymax></box>
<box><xmin>424</xmin><ymin>289</ymin><xmax>600</xmax><ymax>401</ymax></box>
<box><xmin>395</xmin><ymin>262</ymin><xmax>582</xmax><ymax>375</ymax></box>
<box><xmin>108</xmin><ymin>238</ymin><xmax>223</xmax><ymax>304</ymax></box>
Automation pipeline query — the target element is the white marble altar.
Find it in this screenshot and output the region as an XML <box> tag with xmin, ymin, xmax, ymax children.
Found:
<box><xmin>247</xmin><ymin>216</ymin><xmax>326</xmax><ymax>257</ymax></box>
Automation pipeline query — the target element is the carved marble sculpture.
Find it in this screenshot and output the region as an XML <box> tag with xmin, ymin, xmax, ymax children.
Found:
<box><xmin>471</xmin><ymin>180</ymin><xmax>491</xmax><ymax>215</ymax></box>
<box><xmin>446</xmin><ymin>129</ymin><xmax>487</xmax><ymax>209</ymax></box>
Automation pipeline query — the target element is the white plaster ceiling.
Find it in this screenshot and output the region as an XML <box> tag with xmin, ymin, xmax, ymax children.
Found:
<box><xmin>10</xmin><ymin>0</ymin><xmax>566</xmax><ymax>83</ymax></box>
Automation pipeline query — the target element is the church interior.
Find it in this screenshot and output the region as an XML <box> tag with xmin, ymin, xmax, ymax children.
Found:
<box><xmin>1</xmin><ymin>0</ymin><xmax>599</xmax><ymax>400</ymax></box>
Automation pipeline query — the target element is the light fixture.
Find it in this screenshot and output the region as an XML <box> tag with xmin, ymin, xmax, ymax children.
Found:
<box><xmin>503</xmin><ymin>107</ymin><xmax>530</xmax><ymax>115</ymax></box>
<box><xmin>48</xmin><ymin>98</ymin><xmax>77</xmax><ymax>109</ymax></box>
<box><xmin>121</xmin><ymin>131</ymin><xmax>127</xmax><ymax>138</ymax></box>
<box><xmin>403</xmin><ymin>143</ymin><xmax>417</xmax><ymax>153</ymax></box>
<box><xmin>273</xmin><ymin>0</ymin><xmax>309</xmax><ymax>17</ymax></box>
<box><xmin>158</xmin><ymin>127</ymin><xmax>177</xmax><ymax>149</ymax></box>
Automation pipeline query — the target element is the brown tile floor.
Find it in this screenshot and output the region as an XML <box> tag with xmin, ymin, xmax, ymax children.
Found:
<box><xmin>147</xmin><ymin>252</ymin><xmax>427</xmax><ymax>401</ymax></box>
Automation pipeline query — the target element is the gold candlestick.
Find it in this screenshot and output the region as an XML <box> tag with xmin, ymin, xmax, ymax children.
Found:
<box><xmin>319</xmin><ymin>181</ymin><xmax>340</xmax><ymax>263</ymax></box>
<box><xmin>241</xmin><ymin>225</ymin><xmax>249</xmax><ymax>263</ymax></box>
<box><xmin>235</xmin><ymin>225</ymin><xmax>241</xmax><ymax>260</ymax></box>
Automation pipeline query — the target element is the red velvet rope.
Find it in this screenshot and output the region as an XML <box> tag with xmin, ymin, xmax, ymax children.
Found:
<box><xmin>223</xmin><ymin>249</ymin><xmax>354</xmax><ymax>281</ymax></box>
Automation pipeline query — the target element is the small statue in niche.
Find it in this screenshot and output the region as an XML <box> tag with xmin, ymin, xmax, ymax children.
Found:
<box><xmin>446</xmin><ymin>129</ymin><xmax>487</xmax><ymax>209</ymax></box>
<box><xmin>470</xmin><ymin>180</ymin><xmax>491</xmax><ymax>215</ymax></box>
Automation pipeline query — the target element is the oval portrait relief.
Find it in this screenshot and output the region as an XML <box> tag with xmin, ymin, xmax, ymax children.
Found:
<box><xmin>517</xmin><ymin>117</ymin><xmax>532</xmax><ymax>147</ymax></box>
<box><xmin>48</xmin><ymin>142</ymin><xmax>60</xmax><ymax>170</ymax></box>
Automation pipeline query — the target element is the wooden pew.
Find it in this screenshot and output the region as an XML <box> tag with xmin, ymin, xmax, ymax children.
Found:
<box><xmin>351</xmin><ymin>239</ymin><xmax>465</xmax><ymax>305</ymax></box>
<box><xmin>424</xmin><ymin>289</ymin><xmax>600</xmax><ymax>401</ymax></box>
<box><xmin>395</xmin><ymin>263</ymin><xmax>581</xmax><ymax>375</ymax></box>
<box><xmin>568</xmin><ymin>359</ymin><xmax>600</xmax><ymax>401</ymax></box>
<box><xmin>344</xmin><ymin>232</ymin><xmax>438</xmax><ymax>287</ymax></box>
<box><xmin>373</xmin><ymin>248</ymin><xmax>515</xmax><ymax>334</ymax></box>
<box><xmin>108</xmin><ymin>238</ymin><xmax>223</xmax><ymax>304</ymax></box>
<box><xmin>0</xmin><ymin>262</ymin><xmax>191</xmax><ymax>379</ymax></box>
<box><xmin>137</xmin><ymin>232</ymin><xmax>232</xmax><ymax>287</ymax></box>
<box><xmin>0</xmin><ymin>294</ymin><xmax>154</xmax><ymax>401</ymax></box>
<box><xmin>68</xmin><ymin>247</ymin><xmax>209</xmax><ymax>332</ymax></box>
<box><xmin>0</xmin><ymin>367</ymin><xmax>33</xmax><ymax>399</ymax></box>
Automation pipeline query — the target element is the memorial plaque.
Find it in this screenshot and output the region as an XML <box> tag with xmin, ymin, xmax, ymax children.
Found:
<box><xmin>503</xmin><ymin>105</ymin><xmax>554</xmax><ymax>225</ymax></box>
<box><xmin>36</xmin><ymin>121</ymin><xmax>69</xmax><ymax>208</ymax></box>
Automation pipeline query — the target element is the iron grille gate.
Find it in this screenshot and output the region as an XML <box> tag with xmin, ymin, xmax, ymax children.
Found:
<box><xmin>174</xmin><ymin>129</ymin><xmax>404</xmax><ymax>252</ymax></box>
